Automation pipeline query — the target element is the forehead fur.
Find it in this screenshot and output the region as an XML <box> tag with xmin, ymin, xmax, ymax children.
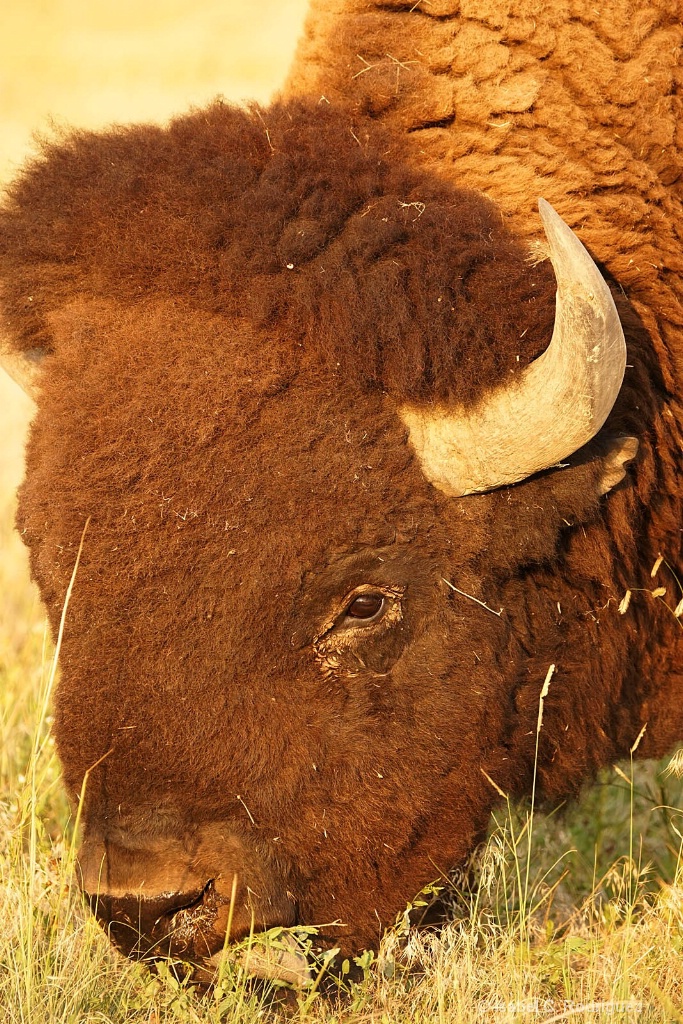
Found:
<box><xmin>0</xmin><ymin>99</ymin><xmax>554</xmax><ymax>407</ymax></box>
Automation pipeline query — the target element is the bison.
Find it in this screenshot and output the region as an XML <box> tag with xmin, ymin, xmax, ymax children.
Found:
<box><xmin>0</xmin><ymin>0</ymin><xmax>681</xmax><ymax>983</ymax></box>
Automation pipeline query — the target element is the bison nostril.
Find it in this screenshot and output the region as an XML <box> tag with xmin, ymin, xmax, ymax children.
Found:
<box><xmin>86</xmin><ymin>882</ymin><xmax>212</xmax><ymax>958</ymax></box>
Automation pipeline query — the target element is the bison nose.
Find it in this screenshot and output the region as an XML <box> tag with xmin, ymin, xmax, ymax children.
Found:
<box><xmin>77</xmin><ymin>829</ymin><xmax>298</xmax><ymax>968</ymax></box>
<box><xmin>86</xmin><ymin>883</ymin><xmax>211</xmax><ymax>959</ymax></box>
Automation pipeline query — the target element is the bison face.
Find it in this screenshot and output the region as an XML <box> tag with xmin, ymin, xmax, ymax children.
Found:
<box><xmin>2</xmin><ymin>100</ymin><xmax>637</xmax><ymax>978</ymax></box>
<box><xmin>19</xmin><ymin>298</ymin><xmax>632</xmax><ymax>969</ymax></box>
<box><xmin>21</xmin><ymin>300</ymin><xmax>511</xmax><ymax>964</ymax></box>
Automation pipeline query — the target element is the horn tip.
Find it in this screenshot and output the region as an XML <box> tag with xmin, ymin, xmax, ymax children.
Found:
<box><xmin>537</xmin><ymin>197</ymin><xmax>572</xmax><ymax>242</ymax></box>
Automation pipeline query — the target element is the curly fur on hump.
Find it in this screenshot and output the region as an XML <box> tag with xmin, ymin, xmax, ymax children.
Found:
<box><xmin>286</xmin><ymin>0</ymin><xmax>683</xmax><ymax>381</ymax></box>
<box><xmin>0</xmin><ymin>100</ymin><xmax>557</xmax><ymax>407</ymax></box>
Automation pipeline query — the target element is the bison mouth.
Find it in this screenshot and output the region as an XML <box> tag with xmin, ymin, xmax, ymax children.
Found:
<box><xmin>89</xmin><ymin>880</ymin><xmax>313</xmax><ymax>987</ymax></box>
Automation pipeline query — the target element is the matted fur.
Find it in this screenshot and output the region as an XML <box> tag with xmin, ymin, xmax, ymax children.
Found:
<box><xmin>0</xmin><ymin>2</ymin><xmax>681</xmax><ymax>964</ymax></box>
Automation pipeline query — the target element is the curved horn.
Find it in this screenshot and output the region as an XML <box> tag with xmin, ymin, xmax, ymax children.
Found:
<box><xmin>0</xmin><ymin>334</ymin><xmax>40</xmax><ymax>402</ymax></box>
<box><xmin>399</xmin><ymin>199</ymin><xmax>626</xmax><ymax>496</ymax></box>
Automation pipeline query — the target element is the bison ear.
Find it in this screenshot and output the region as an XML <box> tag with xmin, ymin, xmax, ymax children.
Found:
<box><xmin>0</xmin><ymin>333</ymin><xmax>42</xmax><ymax>402</ymax></box>
<box><xmin>472</xmin><ymin>433</ymin><xmax>639</xmax><ymax>573</ymax></box>
<box><xmin>530</xmin><ymin>431</ymin><xmax>640</xmax><ymax>514</ymax></box>
<box><xmin>594</xmin><ymin>434</ymin><xmax>639</xmax><ymax>495</ymax></box>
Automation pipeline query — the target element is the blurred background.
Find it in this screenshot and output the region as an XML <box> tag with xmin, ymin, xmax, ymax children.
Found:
<box><xmin>0</xmin><ymin>0</ymin><xmax>309</xmax><ymax>600</ymax></box>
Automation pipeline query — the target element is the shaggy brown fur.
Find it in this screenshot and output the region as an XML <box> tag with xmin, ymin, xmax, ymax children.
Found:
<box><xmin>0</xmin><ymin>101</ymin><xmax>557</xmax><ymax>405</ymax></box>
<box><xmin>0</xmin><ymin>0</ymin><xmax>681</xmax><ymax>966</ymax></box>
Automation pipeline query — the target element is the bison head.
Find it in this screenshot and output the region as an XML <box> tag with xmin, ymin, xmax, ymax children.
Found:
<box><xmin>0</xmin><ymin>101</ymin><xmax>636</xmax><ymax>976</ymax></box>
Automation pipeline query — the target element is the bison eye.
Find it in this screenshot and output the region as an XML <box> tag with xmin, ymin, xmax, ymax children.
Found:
<box><xmin>345</xmin><ymin>592</ymin><xmax>385</xmax><ymax>621</ymax></box>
